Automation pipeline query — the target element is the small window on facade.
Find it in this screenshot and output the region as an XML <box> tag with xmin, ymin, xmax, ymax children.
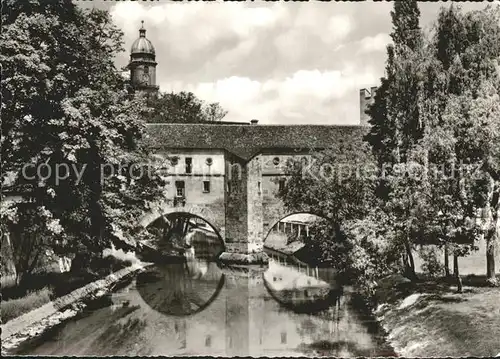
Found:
<box><xmin>278</xmin><ymin>178</ymin><xmax>286</xmax><ymax>192</ymax></box>
<box><xmin>170</xmin><ymin>157</ymin><xmax>179</xmax><ymax>166</ymax></box>
<box><xmin>175</xmin><ymin>181</ymin><xmax>185</xmax><ymax>197</ymax></box>
<box><xmin>205</xmin><ymin>335</ymin><xmax>212</xmax><ymax>347</ymax></box>
<box><xmin>185</xmin><ymin>157</ymin><xmax>192</xmax><ymax>174</ymax></box>
<box><xmin>227</xmin><ymin>182</ymin><xmax>231</xmax><ymax>194</ymax></box>
<box><xmin>203</xmin><ymin>181</ymin><xmax>210</xmax><ymax>193</ymax></box>
<box><xmin>273</xmin><ymin>157</ymin><xmax>280</xmax><ymax>166</ymax></box>
<box><xmin>258</xmin><ymin>181</ymin><xmax>261</xmax><ymax>194</ymax></box>
<box><xmin>206</xmin><ymin>157</ymin><xmax>213</xmax><ymax>166</ymax></box>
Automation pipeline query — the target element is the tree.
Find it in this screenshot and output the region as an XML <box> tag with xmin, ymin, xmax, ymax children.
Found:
<box><xmin>365</xmin><ymin>0</ymin><xmax>424</xmax><ymax>165</ymax></box>
<box><xmin>365</xmin><ymin>3</ymin><xmax>500</xmax><ymax>286</ymax></box>
<box><xmin>1</xmin><ymin>1</ymin><xmax>166</xmax><ymax>271</ymax></box>
<box><xmin>2</xmin><ymin>203</ymin><xmax>66</xmax><ymax>284</ymax></box>
<box><xmin>203</xmin><ymin>102</ymin><xmax>228</xmax><ymax>122</ymax></box>
<box><xmin>431</xmin><ymin>5</ymin><xmax>500</xmax><ymax>284</ymax></box>
<box><xmin>144</xmin><ymin>91</ymin><xmax>228</xmax><ymax>123</ymax></box>
<box><xmin>278</xmin><ymin>134</ymin><xmax>386</xmax><ymax>284</ymax></box>
<box><xmin>362</xmin><ymin>1</ymin><xmax>427</xmax><ymax>279</ymax></box>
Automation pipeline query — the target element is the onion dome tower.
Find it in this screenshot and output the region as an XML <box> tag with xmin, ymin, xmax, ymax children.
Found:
<box><xmin>129</xmin><ymin>21</ymin><xmax>159</xmax><ymax>96</ymax></box>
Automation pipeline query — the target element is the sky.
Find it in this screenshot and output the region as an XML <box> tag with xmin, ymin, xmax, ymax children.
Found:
<box><xmin>80</xmin><ymin>1</ymin><xmax>495</xmax><ymax>125</ymax></box>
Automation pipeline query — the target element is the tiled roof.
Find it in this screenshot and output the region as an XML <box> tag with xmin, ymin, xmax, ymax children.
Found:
<box><xmin>145</xmin><ymin>123</ymin><xmax>367</xmax><ymax>161</ymax></box>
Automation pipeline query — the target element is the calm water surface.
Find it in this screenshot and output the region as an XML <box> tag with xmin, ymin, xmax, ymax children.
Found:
<box><xmin>13</xmin><ymin>249</ymin><xmax>395</xmax><ymax>357</ymax></box>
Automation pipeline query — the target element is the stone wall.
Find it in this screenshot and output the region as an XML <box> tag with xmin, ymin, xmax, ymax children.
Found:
<box><xmin>246</xmin><ymin>155</ymin><xmax>263</xmax><ymax>254</ymax></box>
<box><xmin>224</xmin><ymin>154</ymin><xmax>248</xmax><ymax>253</ymax></box>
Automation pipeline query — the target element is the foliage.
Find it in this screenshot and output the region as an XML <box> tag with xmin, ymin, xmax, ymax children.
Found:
<box><xmin>144</xmin><ymin>91</ymin><xmax>228</xmax><ymax>123</ymax></box>
<box><xmin>428</xmin><ymin>5</ymin><xmax>500</xmax><ymax>282</ymax></box>
<box><xmin>417</xmin><ymin>246</ymin><xmax>445</xmax><ymax>278</ymax></box>
<box><xmin>1</xmin><ymin>1</ymin><xmax>167</xmax><ymax>270</ymax></box>
<box><xmin>365</xmin><ymin>0</ymin><xmax>424</xmax><ymax>165</ymax></box>
<box><xmin>1</xmin><ymin>202</ymin><xmax>65</xmax><ymax>283</ymax></box>
<box><xmin>281</xmin><ymin>3</ymin><xmax>500</xmax><ymax>294</ymax></box>
<box><xmin>279</xmin><ymin>135</ymin><xmax>388</xmax><ymax>288</ymax></box>
<box><xmin>280</xmin><ymin>135</ymin><xmax>376</xmax><ymax>224</ymax></box>
<box><xmin>362</xmin><ymin>0</ymin><xmax>426</xmax><ymax>280</ymax></box>
<box><xmin>365</xmin><ymin>3</ymin><xmax>500</xmax><ymax>285</ymax></box>
<box><xmin>1</xmin><ymin>287</ymin><xmax>53</xmax><ymax>323</ymax></box>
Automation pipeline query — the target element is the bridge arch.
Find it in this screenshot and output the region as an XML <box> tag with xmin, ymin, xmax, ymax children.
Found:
<box><xmin>263</xmin><ymin>211</ymin><xmax>327</xmax><ymax>243</ymax></box>
<box><xmin>139</xmin><ymin>202</ymin><xmax>225</xmax><ymax>241</ymax></box>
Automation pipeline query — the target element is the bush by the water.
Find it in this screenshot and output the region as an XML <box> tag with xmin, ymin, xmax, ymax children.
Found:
<box><xmin>1</xmin><ymin>287</ymin><xmax>52</xmax><ymax>323</ymax></box>
<box><xmin>2</xmin><ymin>255</ymin><xmax>134</xmax><ymax>302</ymax></box>
<box><xmin>418</xmin><ymin>246</ymin><xmax>445</xmax><ymax>278</ymax></box>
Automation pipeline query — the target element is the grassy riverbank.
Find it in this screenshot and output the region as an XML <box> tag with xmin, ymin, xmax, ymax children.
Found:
<box><xmin>1</xmin><ymin>256</ymin><xmax>134</xmax><ymax>324</ymax></box>
<box><xmin>375</xmin><ymin>275</ymin><xmax>500</xmax><ymax>357</ymax></box>
<box><xmin>1</xmin><ymin>288</ymin><xmax>53</xmax><ymax>323</ymax></box>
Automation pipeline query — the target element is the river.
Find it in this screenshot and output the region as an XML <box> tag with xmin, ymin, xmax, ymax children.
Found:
<box><xmin>11</xmin><ymin>249</ymin><xmax>396</xmax><ymax>357</ymax></box>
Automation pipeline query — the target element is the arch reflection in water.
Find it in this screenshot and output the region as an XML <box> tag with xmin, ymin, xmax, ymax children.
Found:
<box><xmin>263</xmin><ymin>258</ymin><xmax>342</xmax><ymax>314</ymax></box>
<box><xmin>136</xmin><ymin>259</ymin><xmax>225</xmax><ymax>317</ymax></box>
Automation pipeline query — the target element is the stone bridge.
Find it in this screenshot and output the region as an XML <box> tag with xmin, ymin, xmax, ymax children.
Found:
<box><xmin>140</xmin><ymin>122</ymin><xmax>368</xmax><ymax>265</ymax></box>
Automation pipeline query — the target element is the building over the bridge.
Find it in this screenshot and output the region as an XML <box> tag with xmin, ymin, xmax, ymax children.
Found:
<box><xmin>128</xmin><ymin>22</ymin><xmax>377</xmax><ymax>264</ymax></box>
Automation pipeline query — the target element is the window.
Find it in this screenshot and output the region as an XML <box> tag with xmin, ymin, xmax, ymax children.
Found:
<box><xmin>278</xmin><ymin>178</ymin><xmax>286</xmax><ymax>192</ymax></box>
<box><xmin>170</xmin><ymin>157</ymin><xmax>179</xmax><ymax>166</ymax></box>
<box><xmin>258</xmin><ymin>181</ymin><xmax>261</xmax><ymax>194</ymax></box>
<box><xmin>203</xmin><ymin>181</ymin><xmax>210</xmax><ymax>193</ymax></box>
<box><xmin>273</xmin><ymin>157</ymin><xmax>280</xmax><ymax>166</ymax></box>
<box><xmin>175</xmin><ymin>181</ymin><xmax>185</xmax><ymax>197</ymax></box>
<box><xmin>227</xmin><ymin>181</ymin><xmax>231</xmax><ymax>194</ymax></box>
<box><xmin>205</xmin><ymin>335</ymin><xmax>212</xmax><ymax>347</ymax></box>
<box><xmin>185</xmin><ymin>157</ymin><xmax>192</xmax><ymax>174</ymax></box>
<box><xmin>206</xmin><ymin>157</ymin><xmax>213</xmax><ymax>166</ymax></box>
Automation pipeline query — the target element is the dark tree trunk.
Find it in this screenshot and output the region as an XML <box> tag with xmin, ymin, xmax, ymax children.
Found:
<box><xmin>404</xmin><ymin>238</ymin><xmax>417</xmax><ymax>281</ymax></box>
<box><xmin>486</xmin><ymin>236</ymin><xmax>496</xmax><ymax>281</ymax></box>
<box><xmin>453</xmin><ymin>254</ymin><xmax>463</xmax><ymax>293</ymax></box>
<box><xmin>444</xmin><ymin>243</ymin><xmax>450</xmax><ymax>278</ymax></box>
<box><xmin>485</xmin><ymin>181</ymin><xmax>498</xmax><ymax>283</ymax></box>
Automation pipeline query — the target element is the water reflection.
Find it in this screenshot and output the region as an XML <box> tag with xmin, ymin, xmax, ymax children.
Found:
<box><xmin>12</xmin><ymin>228</ymin><xmax>396</xmax><ymax>357</ymax></box>
<box><xmin>263</xmin><ymin>260</ymin><xmax>342</xmax><ymax>314</ymax></box>
<box><xmin>136</xmin><ymin>260</ymin><xmax>224</xmax><ymax>316</ymax></box>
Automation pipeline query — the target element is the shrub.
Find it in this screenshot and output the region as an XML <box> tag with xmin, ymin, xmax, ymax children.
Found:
<box><xmin>1</xmin><ymin>287</ymin><xmax>52</xmax><ymax>323</ymax></box>
<box><xmin>418</xmin><ymin>246</ymin><xmax>445</xmax><ymax>278</ymax></box>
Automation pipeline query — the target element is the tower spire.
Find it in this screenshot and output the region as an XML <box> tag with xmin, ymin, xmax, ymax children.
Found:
<box><xmin>139</xmin><ymin>20</ymin><xmax>146</xmax><ymax>37</ymax></box>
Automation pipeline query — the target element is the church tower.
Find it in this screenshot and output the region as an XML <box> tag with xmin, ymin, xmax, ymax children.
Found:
<box><xmin>129</xmin><ymin>21</ymin><xmax>159</xmax><ymax>96</ymax></box>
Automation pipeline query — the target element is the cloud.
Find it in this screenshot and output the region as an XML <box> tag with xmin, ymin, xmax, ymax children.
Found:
<box><xmin>163</xmin><ymin>66</ymin><xmax>377</xmax><ymax>125</ymax></box>
<box><xmin>106</xmin><ymin>1</ymin><xmax>494</xmax><ymax>126</ymax></box>
<box><xmin>357</xmin><ymin>33</ymin><xmax>392</xmax><ymax>54</ymax></box>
